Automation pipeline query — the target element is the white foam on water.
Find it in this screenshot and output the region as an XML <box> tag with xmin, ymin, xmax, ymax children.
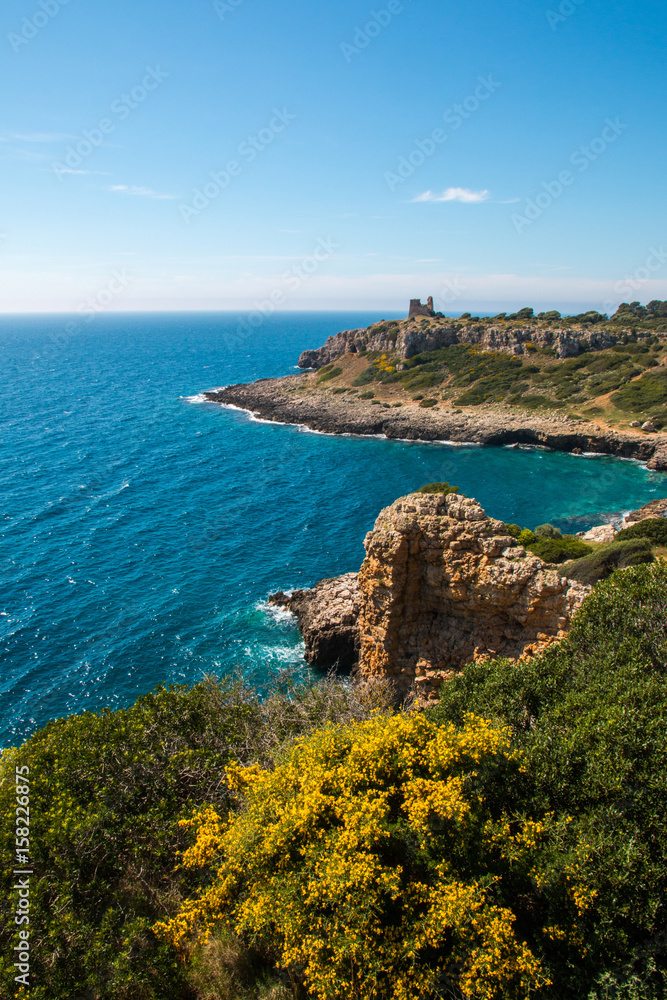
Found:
<box><xmin>243</xmin><ymin>642</ymin><xmax>305</xmax><ymax>663</ymax></box>
<box><xmin>256</xmin><ymin>599</ymin><xmax>297</xmax><ymax>624</ymax></box>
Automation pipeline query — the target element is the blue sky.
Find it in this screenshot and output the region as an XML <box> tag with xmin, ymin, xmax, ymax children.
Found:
<box><xmin>1</xmin><ymin>0</ymin><xmax>665</xmax><ymax>313</ymax></box>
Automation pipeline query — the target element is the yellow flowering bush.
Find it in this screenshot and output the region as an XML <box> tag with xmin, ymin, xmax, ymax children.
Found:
<box><xmin>155</xmin><ymin>713</ymin><xmax>585</xmax><ymax>1000</ymax></box>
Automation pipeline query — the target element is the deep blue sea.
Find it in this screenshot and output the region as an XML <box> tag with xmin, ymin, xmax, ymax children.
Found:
<box><xmin>1</xmin><ymin>312</ymin><xmax>665</xmax><ymax>747</ymax></box>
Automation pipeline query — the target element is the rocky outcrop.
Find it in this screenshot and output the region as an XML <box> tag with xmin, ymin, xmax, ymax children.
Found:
<box><xmin>269</xmin><ymin>573</ymin><xmax>360</xmax><ymax>670</ymax></box>
<box><xmin>647</xmin><ymin>446</ymin><xmax>667</xmax><ymax>472</ymax></box>
<box><xmin>356</xmin><ymin>492</ymin><xmax>590</xmax><ymax>701</ymax></box>
<box><xmin>296</xmin><ymin>316</ymin><xmax>651</xmax><ymax>369</ymax></box>
<box><xmin>624</xmin><ymin>497</ymin><xmax>667</xmax><ymax>523</ymax></box>
<box><xmin>269</xmin><ymin>493</ymin><xmax>591</xmax><ymax>703</ymax></box>
<box><xmin>578</xmin><ymin>524</ymin><xmax>617</xmax><ymax>542</ymax></box>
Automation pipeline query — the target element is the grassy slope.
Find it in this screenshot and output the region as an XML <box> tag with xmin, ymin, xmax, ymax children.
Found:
<box><xmin>306</xmin><ymin>317</ymin><xmax>667</xmax><ymax>432</ymax></box>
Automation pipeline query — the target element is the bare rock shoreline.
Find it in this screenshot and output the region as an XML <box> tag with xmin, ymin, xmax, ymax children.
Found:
<box><xmin>205</xmin><ymin>374</ymin><xmax>667</xmax><ymax>470</ymax></box>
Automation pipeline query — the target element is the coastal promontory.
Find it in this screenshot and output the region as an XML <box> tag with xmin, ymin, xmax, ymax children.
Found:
<box><xmin>206</xmin><ymin>302</ymin><xmax>667</xmax><ymax>469</ymax></box>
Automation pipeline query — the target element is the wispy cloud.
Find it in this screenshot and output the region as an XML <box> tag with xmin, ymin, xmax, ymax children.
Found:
<box><xmin>109</xmin><ymin>185</ymin><xmax>177</xmax><ymax>200</ymax></box>
<box><xmin>56</xmin><ymin>168</ymin><xmax>110</xmax><ymax>177</ymax></box>
<box><xmin>0</xmin><ymin>132</ymin><xmax>75</xmax><ymax>144</ymax></box>
<box><xmin>413</xmin><ymin>187</ymin><xmax>490</xmax><ymax>204</ymax></box>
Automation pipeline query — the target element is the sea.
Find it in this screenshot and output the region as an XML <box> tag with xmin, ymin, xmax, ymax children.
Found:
<box><xmin>1</xmin><ymin>312</ymin><xmax>665</xmax><ymax>748</ymax></box>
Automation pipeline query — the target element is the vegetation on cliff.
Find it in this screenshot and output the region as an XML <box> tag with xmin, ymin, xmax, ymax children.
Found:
<box><xmin>2</xmin><ymin>564</ymin><xmax>667</xmax><ymax>999</ymax></box>
<box><xmin>0</xmin><ymin>676</ymin><xmax>392</xmax><ymax>1000</ymax></box>
<box><xmin>430</xmin><ymin>561</ymin><xmax>667</xmax><ymax>1000</ymax></box>
<box><xmin>347</xmin><ymin>339</ymin><xmax>666</xmax><ymax>419</ymax></box>
<box><xmin>298</xmin><ymin>303</ymin><xmax>667</xmax><ymax>432</ymax></box>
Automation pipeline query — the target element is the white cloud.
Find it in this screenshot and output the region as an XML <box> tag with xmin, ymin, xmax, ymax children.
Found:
<box><xmin>109</xmin><ymin>185</ymin><xmax>177</xmax><ymax>200</ymax></box>
<box><xmin>413</xmin><ymin>188</ymin><xmax>490</xmax><ymax>204</ymax></box>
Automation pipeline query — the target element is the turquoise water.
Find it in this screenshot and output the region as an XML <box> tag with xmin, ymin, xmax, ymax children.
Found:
<box><xmin>1</xmin><ymin>312</ymin><xmax>665</xmax><ymax>747</ymax></box>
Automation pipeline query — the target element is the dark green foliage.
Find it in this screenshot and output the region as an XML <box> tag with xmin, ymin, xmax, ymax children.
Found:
<box><xmin>507</xmin><ymin>393</ymin><xmax>560</xmax><ymax>409</ymax></box>
<box><xmin>611</xmin><ymin>369</ymin><xmax>667</xmax><ymax>412</ymax></box>
<box><xmin>400</xmin><ymin>368</ymin><xmax>443</xmax><ymax>390</ymax></box>
<box><xmin>563</xmin><ymin>538</ymin><xmax>654</xmax><ymax>584</ymax></box>
<box><xmin>537</xmin><ymin>310</ymin><xmax>562</xmax><ymax>322</ymax></box>
<box><xmin>0</xmin><ymin>676</ymin><xmax>391</xmax><ymax>1000</ymax></box>
<box><xmin>503</xmin><ymin>523</ymin><xmax>522</xmax><ymax>539</ymax></box>
<box><xmin>429</xmin><ymin>563</ymin><xmax>667</xmax><ymax>999</ymax></box>
<box><xmin>511</xmin><ymin>306</ymin><xmax>535</xmax><ymax>320</ymax></box>
<box><xmin>352</xmin><ymin>366</ymin><xmax>376</xmax><ymax>386</ymax></box>
<box><xmin>332</xmin><ymin>387</ymin><xmax>347</xmax><ymax>394</ymax></box>
<box><xmin>416</xmin><ymin>482</ymin><xmax>459</xmax><ymax>495</ymax></box>
<box><xmin>616</xmin><ymin>518</ymin><xmax>667</xmax><ymax>546</ymax></box>
<box><xmin>537</xmin><ymin>350</ymin><xmax>646</xmax><ymax>402</ymax></box>
<box><xmin>527</xmin><ymin>534</ymin><xmax>592</xmax><ymax>563</ymax></box>
<box><xmin>419</xmin><ymin>398</ymin><xmax>437</xmax><ymax>408</ymax></box>
<box><xmin>317</xmin><ymin>366</ymin><xmax>343</xmax><ymax>384</ymax></box>
<box><xmin>359</xmin><ymin>391</ymin><xmax>375</xmax><ymax>399</ymax></box>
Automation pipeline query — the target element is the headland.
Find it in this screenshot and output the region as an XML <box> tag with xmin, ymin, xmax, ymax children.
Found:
<box><xmin>204</xmin><ymin>301</ymin><xmax>667</xmax><ymax>468</ymax></box>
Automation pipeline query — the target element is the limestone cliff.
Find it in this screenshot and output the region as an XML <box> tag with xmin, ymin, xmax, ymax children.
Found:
<box><xmin>272</xmin><ymin>492</ymin><xmax>590</xmax><ymax>702</ymax></box>
<box><xmin>297</xmin><ymin>315</ymin><xmax>647</xmax><ymax>369</ymax></box>
<box><xmin>356</xmin><ymin>492</ymin><xmax>590</xmax><ymax>701</ymax></box>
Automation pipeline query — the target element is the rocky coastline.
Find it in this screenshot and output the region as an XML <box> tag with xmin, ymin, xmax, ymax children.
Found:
<box><xmin>266</xmin><ymin>492</ymin><xmax>666</xmax><ymax>703</ymax></box>
<box><xmin>268</xmin><ymin>490</ymin><xmax>594</xmax><ymax>703</ymax></box>
<box><xmin>205</xmin><ymin>375</ymin><xmax>667</xmax><ymax>470</ymax></box>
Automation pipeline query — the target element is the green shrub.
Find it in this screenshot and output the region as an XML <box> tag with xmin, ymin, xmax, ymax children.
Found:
<box><xmin>611</xmin><ymin>369</ymin><xmax>667</xmax><ymax>412</ymax></box>
<box><xmin>419</xmin><ymin>398</ymin><xmax>438</xmax><ymax>408</ymax></box>
<box><xmin>527</xmin><ymin>534</ymin><xmax>592</xmax><ymax>563</ymax></box>
<box><xmin>416</xmin><ymin>482</ymin><xmax>459</xmax><ymax>495</ymax></box>
<box><xmin>507</xmin><ymin>394</ymin><xmax>555</xmax><ymax>409</ymax></box>
<box><xmin>317</xmin><ymin>366</ymin><xmax>343</xmax><ymax>384</ymax></box>
<box><xmin>534</xmin><ymin>523</ymin><xmax>562</xmax><ymax>539</ymax></box>
<box><xmin>564</xmin><ymin>538</ymin><xmax>655</xmax><ymax>584</ymax></box>
<box><xmin>352</xmin><ymin>367</ymin><xmax>376</xmax><ymax>386</ymax></box>
<box><xmin>0</xmin><ymin>676</ymin><xmax>391</xmax><ymax>1000</ymax></box>
<box><xmin>616</xmin><ymin>517</ymin><xmax>667</xmax><ymax>546</ymax></box>
<box><xmin>518</xmin><ymin>528</ymin><xmax>537</xmax><ymax>546</ymax></box>
<box><xmin>503</xmin><ymin>523</ymin><xmax>522</xmax><ymax>539</ymax></box>
<box><xmin>429</xmin><ymin>562</ymin><xmax>667</xmax><ymax>998</ymax></box>
<box><xmin>332</xmin><ymin>387</ymin><xmax>347</xmax><ymax>394</ymax></box>
<box><xmin>359</xmin><ymin>391</ymin><xmax>375</xmax><ymax>399</ymax></box>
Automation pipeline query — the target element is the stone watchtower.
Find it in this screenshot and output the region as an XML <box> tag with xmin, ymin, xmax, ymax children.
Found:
<box><xmin>408</xmin><ymin>296</ymin><xmax>435</xmax><ymax>318</ymax></box>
